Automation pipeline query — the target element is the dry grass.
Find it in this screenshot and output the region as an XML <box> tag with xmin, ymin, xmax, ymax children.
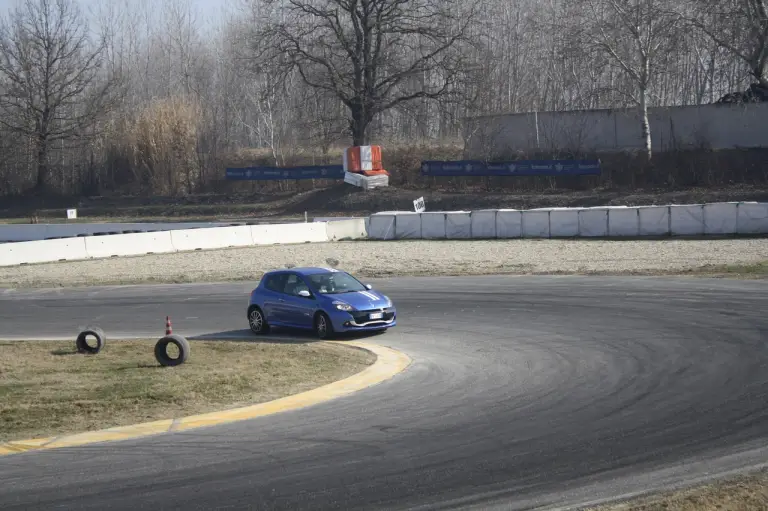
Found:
<box><xmin>586</xmin><ymin>469</ymin><xmax>768</xmax><ymax>510</ymax></box>
<box><xmin>0</xmin><ymin>339</ymin><xmax>374</xmax><ymax>442</ymax></box>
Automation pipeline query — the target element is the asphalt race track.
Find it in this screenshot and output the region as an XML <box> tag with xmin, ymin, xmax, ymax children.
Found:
<box><xmin>1</xmin><ymin>275</ymin><xmax>768</xmax><ymax>510</ymax></box>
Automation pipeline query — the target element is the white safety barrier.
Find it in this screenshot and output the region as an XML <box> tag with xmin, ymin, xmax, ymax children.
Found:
<box><xmin>549</xmin><ymin>208</ymin><xmax>580</xmax><ymax>237</ymax></box>
<box><xmin>471</xmin><ymin>210</ymin><xmax>498</xmax><ymax>238</ymax></box>
<box><xmin>367</xmin><ymin>212</ymin><xmax>398</xmax><ymax>240</ymax></box>
<box><xmin>638</xmin><ymin>206</ymin><xmax>670</xmax><ymax>236</ymax></box>
<box><xmin>446</xmin><ymin>212</ymin><xmax>472</xmax><ymax>238</ymax></box>
<box><xmin>0</xmin><ymin>221</ymin><xmax>334</xmax><ymax>267</ymax></box>
<box><xmin>85</xmin><ymin>231</ymin><xmax>176</xmax><ymax>258</ymax></box>
<box><xmin>608</xmin><ymin>207</ymin><xmax>639</xmax><ymax>236</ymax></box>
<box><xmin>704</xmin><ymin>202</ymin><xmax>738</xmax><ymax>235</ymax></box>
<box><xmin>578</xmin><ymin>208</ymin><xmax>609</xmax><ymax>237</ymax></box>
<box><xmin>737</xmin><ymin>202</ymin><xmax>768</xmax><ymax>234</ymax></box>
<box><xmin>421</xmin><ymin>212</ymin><xmax>447</xmax><ymax>239</ymax></box>
<box><xmin>522</xmin><ymin>210</ymin><xmax>550</xmax><ymax>238</ymax></box>
<box><xmin>0</xmin><ymin>238</ymin><xmax>89</xmax><ymax>266</ymax></box>
<box><xmin>365</xmin><ymin>202</ymin><xmax>768</xmax><ymax>240</ymax></box>
<box><xmin>394</xmin><ymin>213</ymin><xmax>422</xmax><ymax>239</ymax></box>
<box><xmin>0</xmin><ymin>221</ymin><xmax>230</xmax><ymax>242</ymax></box>
<box><xmin>170</xmin><ymin>226</ymin><xmax>254</xmax><ymax>251</ymax></box>
<box><xmin>251</xmin><ymin>222</ymin><xmax>328</xmax><ymax>245</ymax></box>
<box><xmin>325</xmin><ymin>219</ymin><xmax>368</xmax><ymax>241</ymax></box>
<box><xmin>496</xmin><ymin>210</ymin><xmax>522</xmax><ymax>238</ymax></box>
<box><xmin>670</xmin><ymin>204</ymin><xmax>705</xmax><ymax>236</ymax></box>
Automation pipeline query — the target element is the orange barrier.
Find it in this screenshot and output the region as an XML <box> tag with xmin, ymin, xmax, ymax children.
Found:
<box><xmin>344</xmin><ymin>146</ymin><xmax>383</xmax><ymax>172</ymax></box>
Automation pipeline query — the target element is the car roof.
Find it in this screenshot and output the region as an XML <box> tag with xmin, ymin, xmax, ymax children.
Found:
<box><xmin>265</xmin><ymin>267</ymin><xmax>343</xmax><ymax>277</ymax></box>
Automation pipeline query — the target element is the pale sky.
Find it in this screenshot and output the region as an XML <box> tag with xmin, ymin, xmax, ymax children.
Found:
<box><xmin>0</xmin><ymin>0</ymin><xmax>236</xmax><ymax>29</ymax></box>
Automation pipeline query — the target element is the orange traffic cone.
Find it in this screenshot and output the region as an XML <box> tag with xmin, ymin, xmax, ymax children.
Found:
<box><xmin>165</xmin><ymin>316</ymin><xmax>172</xmax><ymax>335</ymax></box>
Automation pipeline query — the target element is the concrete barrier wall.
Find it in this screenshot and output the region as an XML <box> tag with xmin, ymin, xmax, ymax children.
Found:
<box><xmin>464</xmin><ymin>102</ymin><xmax>768</xmax><ymax>155</ymax></box>
<box><xmin>3</xmin><ymin>203</ymin><xmax>766</xmax><ymax>267</ymax></box>
<box><xmin>367</xmin><ymin>202</ymin><xmax>768</xmax><ymax>240</ymax></box>
<box><xmin>0</xmin><ymin>221</ymin><xmax>333</xmax><ymax>267</ymax></box>
<box><xmin>0</xmin><ymin>221</ymin><xmax>232</xmax><ymax>242</ymax></box>
<box><xmin>325</xmin><ymin>219</ymin><xmax>368</xmax><ymax>241</ymax></box>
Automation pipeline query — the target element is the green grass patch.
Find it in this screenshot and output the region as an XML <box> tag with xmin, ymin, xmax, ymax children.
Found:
<box><xmin>0</xmin><ymin>339</ymin><xmax>375</xmax><ymax>442</ymax></box>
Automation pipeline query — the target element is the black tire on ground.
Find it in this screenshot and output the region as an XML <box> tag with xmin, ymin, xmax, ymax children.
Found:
<box><xmin>154</xmin><ymin>334</ymin><xmax>190</xmax><ymax>367</ymax></box>
<box><xmin>248</xmin><ymin>305</ymin><xmax>270</xmax><ymax>335</ymax></box>
<box><xmin>76</xmin><ymin>327</ymin><xmax>106</xmax><ymax>354</ymax></box>
<box><xmin>314</xmin><ymin>312</ymin><xmax>335</xmax><ymax>340</ymax></box>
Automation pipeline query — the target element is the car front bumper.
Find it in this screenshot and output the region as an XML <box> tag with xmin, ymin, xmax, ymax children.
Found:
<box><xmin>329</xmin><ymin>307</ymin><xmax>397</xmax><ymax>332</ymax></box>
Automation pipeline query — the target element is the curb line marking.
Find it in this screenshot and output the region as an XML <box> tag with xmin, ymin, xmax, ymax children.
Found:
<box><xmin>0</xmin><ymin>341</ymin><xmax>411</xmax><ymax>457</ymax></box>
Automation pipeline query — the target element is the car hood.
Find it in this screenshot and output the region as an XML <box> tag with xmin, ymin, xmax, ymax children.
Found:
<box><xmin>328</xmin><ymin>289</ymin><xmax>391</xmax><ymax>310</ymax></box>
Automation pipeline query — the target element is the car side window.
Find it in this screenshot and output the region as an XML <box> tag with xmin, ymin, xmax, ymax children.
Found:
<box><xmin>264</xmin><ymin>274</ymin><xmax>286</xmax><ymax>293</ymax></box>
<box><xmin>284</xmin><ymin>274</ymin><xmax>311</xmax><ymax>298</ymax></box>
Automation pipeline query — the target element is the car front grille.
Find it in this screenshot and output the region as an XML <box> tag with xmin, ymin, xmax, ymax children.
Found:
<box><xmin>350</xmin><ymin>308</ymin><xmax>396</xmax><ymax>323</ymax></box>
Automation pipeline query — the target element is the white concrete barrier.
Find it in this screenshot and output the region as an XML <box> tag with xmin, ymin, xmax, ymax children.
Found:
<box><xmin>737</xmin><ymin>202</ymin><xmax>768</xmax><ymax>234</ymax></box>
<box><xmin>578</xmin><ymin>208</ymin><xmax>609</xmax><ymax>237</ymax></box>
<box><xmin>0</xmin><ymin>221</ymin><xmax>230</xmax><ymax>242</ymax></box>
<box><xmin>171</xmin><ymin>226</ymin><xmax>254</xmax><ymax>251</ymax></box>
<box><xmin>445</xmin><ymin>212</ymin><xmax>472</xmax><ymax>239</ymax></box>
<box><xmin>522</xmin><ymin>210</ymin><xmax>550</xmax><ymax>238</ymax></box>
<box><xmin>608</xmin><ymin>208</ymin><xmax>639</xmax><ymax>236</ymax></box>
<box><xmin>549</xmin><ymin>208</ymin><xmax>580</xmax><ymax>237</ymax></box>
<box><xmin>496</xmin><ymin>210</ymin><xmax>522</xmax><ymax>238</ymax></box>
<box><xmin>703</xmin><ymin>202</ymin><xmax>738</xmax><ymax>235</ymax></box>
<box><xmin>325</xmin><ymin>219</ymin><xmax>368</xmax><ymax>241</ymax></box>
<box><xmin>670</xmin><ymin>204</ymin><xmax>705</xmax><ymax>235</ymax></box>
<box><xmin>421</xmin><ymin>212</ymin><xmax>446</xmax><ymax>239</ymax></box>
<box><xmin>394</xmin><ymin>213</ymin><xmax>422</xmax><ymax>239</ymax></box>
<box><xmin>367</xmin><ymin>213</ymin><xmax>397</xmax><ymax>240</ymax></box>
<box><xmin>251</xmin><ymin>222</ymin><xmax>328</xmax><ymax>245</ymax></box>
<box><xmin>85</xmin><ymin>231</ymin><xmax>175</xmax><ymax>258</ymax></box>
<box><xmin>638</xmin><ymin>206</ymin><xmax>670</xmax><ymax>236</ymax></box>
<box><xmin>0</xmin><ymin>238</ymin><xmax>89</xmax><ymax>266</ymax></box>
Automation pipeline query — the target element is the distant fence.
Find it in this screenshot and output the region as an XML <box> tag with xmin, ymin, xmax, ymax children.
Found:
<box><xmin>226</xmin><ymin>165</ymin><xmax>345</xmax><ymax>180</ymax></box>
<box><xmin>421</xmin><ymin>159</ymin><xmax>601</xmax><ymax>177</ymax></box>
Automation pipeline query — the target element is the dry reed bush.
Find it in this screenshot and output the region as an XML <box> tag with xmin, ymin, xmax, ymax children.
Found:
<box><xmin>126</xmin><ymin>96</ymin><xmax>203</xmax><ymax>196</ymax></box>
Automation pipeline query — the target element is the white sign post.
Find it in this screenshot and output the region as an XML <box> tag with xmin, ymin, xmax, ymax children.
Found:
<box><xmin>66</xmin><ymin>209</ymin><xmax>77</xmax><ymax>220</ymax></box>
<box><xmin>413</xmin><ymin>196</ymin><xmax>425</xmax><ymax>213</ymax></box>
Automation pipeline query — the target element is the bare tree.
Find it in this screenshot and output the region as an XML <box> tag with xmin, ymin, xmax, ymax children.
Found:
<box><xmin>249</xmin><ymin>0</ymin><xmax>480</xmax><ymax>146</ymax></box>
<box><xmin>572</xmin><ymin>0</ymin><xmax>683</xmax><ymax>160</ymax></box>
<box><xmin>0</xmin><ymin>0</ymin><xmax>120</xmax><ymax>192</ymax></box>
<box><xmin>678</xmin><ymin>0</ymin><xmax>768</xmax><ymax>89</ymax></box>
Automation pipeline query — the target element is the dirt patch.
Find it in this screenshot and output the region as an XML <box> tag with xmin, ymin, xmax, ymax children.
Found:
<box><xmin>586</xmin><ymin>468</ymin><xmax>768</xmax><ymax>510</ymax></box>
<box><xmin>0</xmin><ymin>339</ymin><xmax>375</xmax><ymax>442</ymax></box>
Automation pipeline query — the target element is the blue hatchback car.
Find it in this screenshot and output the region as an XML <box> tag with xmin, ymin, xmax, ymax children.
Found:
<box><xmin>247</xmin><ymin>267</ymin><xmax>397</xmax><ymax>339</ymax></box>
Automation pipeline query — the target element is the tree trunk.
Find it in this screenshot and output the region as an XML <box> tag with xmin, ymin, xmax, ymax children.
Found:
<box><xmin>349</xmin><ymin>101</ymin><xmax>370</xmax><ymax>146</ymax></box>
<box><xmin>35</xmin><ymin>137</ymin><xmax>49</xmax><ymax>193</ymax></box>
<box><xmin>640</xmin><ymin>87</ymin><xmax>652</xmax><ymax>161</ymax></box>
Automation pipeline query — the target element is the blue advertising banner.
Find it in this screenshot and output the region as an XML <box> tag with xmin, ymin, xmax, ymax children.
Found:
<box><xmin>226</xmin><ymin>165</ymin><xmax>345</xmax><ymax>180</ymax></box>
<box><xmin>420</xmin><ymin>160</ymin><xmax>601</xmax><ymax>177</ymax></box>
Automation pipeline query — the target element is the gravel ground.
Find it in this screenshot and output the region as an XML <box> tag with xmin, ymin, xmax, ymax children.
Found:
<box><xmin>1</xmin><ymin>239</ymin><xmax>767</xmax><ymax>288</ymax></box>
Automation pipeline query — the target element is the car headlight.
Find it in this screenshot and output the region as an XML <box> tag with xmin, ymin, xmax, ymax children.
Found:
<box><xmin>333</xmin><ymin>301</ymin><xmax>354</xmax><ymax>311</ymax></box>
<box><xmin>382</xmin><ymin>295</ymin><xmax>392</xmax><ymax>307</ymax></box>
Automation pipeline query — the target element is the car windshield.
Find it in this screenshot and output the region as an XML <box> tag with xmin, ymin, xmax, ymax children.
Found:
<box><xmin>306</xmin><ymin>272</ymin><xmax>367</xmax><ymax>294</ymax></box>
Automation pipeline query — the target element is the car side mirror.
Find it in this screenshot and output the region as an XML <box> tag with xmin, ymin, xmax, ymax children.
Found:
<box><xmin>298</xmin><ymin>289</ymin><xmax>312</xmax><ymax>298</ymax></box>
<box><xmin>365</xmin><ymin>284</ymin><xmax>373</xmax><ymax>290</ymax></box>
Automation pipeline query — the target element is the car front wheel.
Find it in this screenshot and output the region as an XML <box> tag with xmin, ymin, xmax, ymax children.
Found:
<box><xmin>248</xmin><ymin>306</ymin><xmax>270</xmax><ymax>335</ymax></box>
<box><xmin>314</xmin><ymin>312</ymin><xmax>334</xmax><ymax>340</ymax></box>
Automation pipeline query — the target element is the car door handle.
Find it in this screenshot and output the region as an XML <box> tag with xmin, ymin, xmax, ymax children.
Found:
<box><xmin>278</xmin><ymin>298</ymin><xmax>286</xmax><ymax>302</ymax></box>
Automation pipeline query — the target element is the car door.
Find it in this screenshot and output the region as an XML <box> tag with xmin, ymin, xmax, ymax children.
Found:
<box><xmin>261</xmin><ymin>273</ymin><xmax>288</xmax><ymax>324</ymax></box>
<box><xmin>280</xmin><ymin>273</ymin><xmax>316</xmax><ymax>329</ymax></box>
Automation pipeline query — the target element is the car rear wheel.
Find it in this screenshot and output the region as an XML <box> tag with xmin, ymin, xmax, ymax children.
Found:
<box><xmin>248</xmin><ymin>306</ymin><xmax>270</xmax><ymax>335</ymax></box>
<box><xmin>314</xmin><ymin>312</ymin><xmax>334</xmax><ymax>340</ymax></box>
